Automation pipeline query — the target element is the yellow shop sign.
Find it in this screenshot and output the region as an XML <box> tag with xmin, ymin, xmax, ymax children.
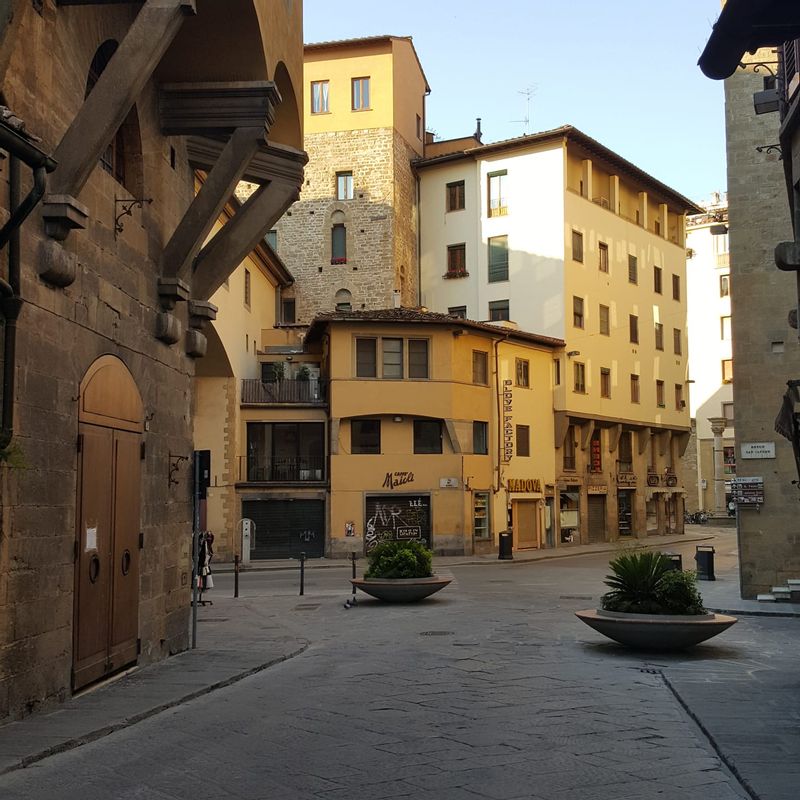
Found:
<box><xmin>507</xmin><ymin>478</ymin><xmax>542</xmax><ymax>493</ymax></box>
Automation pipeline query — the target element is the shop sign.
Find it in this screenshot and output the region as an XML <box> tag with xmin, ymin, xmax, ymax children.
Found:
<box><xmin>502</xmin><ymin>379</ymin><xmax>514</xmax><ymax>463</ymax></box>
<box><xmin>740</xmin><ymin>442</ymin><xmax>776</xmax><ymax>460</ymax></box>
<box><xmin>587</xmin><ymin>485</ymin><xmax>608</xmax><ymax>495</ymax></box>
<box><xmin>382</xmin><ymin>470</ymin><xmax>415</xmax><ymax>489</ymax></box>
<box><xmin>617</xmin><ymin>472</ymin><xmax>637</xmax><ymax>488</ymax></box>
<box><xmin>732</xmin><ymin>476</ymin><xmax>765</xmax><ymax>504</ymax></box>
<box><xmin>590</xmin><ymin>436</ymin><xmax>602</xmax><ymax>472</ymax></box>
<box><xmin>439</xmin><ymin>477</ymin><xmax>459</xmax><ymax>488</ymax></box>
<box><xmin>507</xmin><ymin>478</ymin><xmax>542</xmax><ymax>493</ymax></box>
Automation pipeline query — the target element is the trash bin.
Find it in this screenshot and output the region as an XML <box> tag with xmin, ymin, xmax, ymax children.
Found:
<box><xmin>498</xmin><ymin>530</ymin><xmax>513</xmax><ymax>560</ymax></box>
<box><xmin>663</xmin><ymin>552</ymin><xmax>682</xmax><ymax>571</ymax></box>
<box><xmin>695</xmin><ymin>546</ymin><xmax>715</xmax><ymax>581</ymax></box>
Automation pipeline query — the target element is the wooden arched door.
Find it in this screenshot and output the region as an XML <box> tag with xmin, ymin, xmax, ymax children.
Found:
<box><xmin>73</xmin><ymin>356</ymin><xmax>144</xmax><ymax>690</ymax></box>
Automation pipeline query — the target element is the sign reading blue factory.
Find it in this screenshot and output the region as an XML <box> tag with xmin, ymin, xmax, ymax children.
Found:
<box><xmin>503</xmin><ymin>379</ymin><xmax>514</xmax><ymax>463</ymax></box>
<box><xmin>364</xmin><ymin>494</ymin><xmax>431</xmax><ymax>553</ymax></box>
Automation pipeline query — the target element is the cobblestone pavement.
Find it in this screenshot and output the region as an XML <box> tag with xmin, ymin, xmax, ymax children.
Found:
<box><xmin>0</xmin><ymin>529</ymin><xmax>793</xmax><ymax>799</ymax></box>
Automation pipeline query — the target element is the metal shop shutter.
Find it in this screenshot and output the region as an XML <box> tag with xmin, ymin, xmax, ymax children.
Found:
<box><xmin>587</xmin><ymin>495</ymin><xmax>607</xmax><ymax>544</ymax></box>
<box><xmin>242</xmin><ymin>499</ymin><xmax>325</xmax><ymax>559</ymax></box>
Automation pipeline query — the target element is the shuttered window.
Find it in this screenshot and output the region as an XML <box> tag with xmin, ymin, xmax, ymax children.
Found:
<box><xmin>488</xmin><ymin>235</ymin><xmax>509</xmax><ymax>282</ymax></box>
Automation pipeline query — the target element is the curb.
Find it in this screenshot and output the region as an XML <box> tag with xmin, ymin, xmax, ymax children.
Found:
<box><xmin>0</xmin><ymin>641</ymin><xmax>309</xmax><ymax>777</ymax></box>
<box><xmin>706</xmin><ymin>606</ymin><xmax>800</xmax><ymax>619</ymax></box>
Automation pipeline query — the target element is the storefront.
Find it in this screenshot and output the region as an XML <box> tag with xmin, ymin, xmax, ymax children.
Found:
<box><xmin>559</xmin><ymin>486</ymin><xmax>581</xmax><ymax>544</ymax></box>
<box><xmin>241</xmin><ymin>495</ymin><xmax>327</xmax><ymax>559</ymax></box>
<box><xmin>364</xmin><ymin>493</ymin><xmax>432</xmax><ymax>553</ymax></box>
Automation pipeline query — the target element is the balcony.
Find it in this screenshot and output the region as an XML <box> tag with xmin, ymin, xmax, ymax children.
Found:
<box><xmin>242</xmin><ymin>378</ymin><xmax>328</xmax><ymax>405</ymax></box>
<box><xmin>238</xmin><ymin>456</ymin><xmax>326</xmax><ymax>483</ymax></box>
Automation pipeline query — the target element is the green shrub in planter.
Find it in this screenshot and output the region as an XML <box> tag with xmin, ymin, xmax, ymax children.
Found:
<box><xmin>601</xmin><ymin>550</ymin><xmax>706</xmax><ymax>615</ymax></box>
<box><xmin>364</xmin><ymin>540</ymin><xmax>433</xmax><ymax>579</ymax></box>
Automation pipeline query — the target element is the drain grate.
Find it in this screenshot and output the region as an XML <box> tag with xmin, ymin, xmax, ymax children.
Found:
<box><xmin>419</xmin><ymin>630</ymin><xmax>454</xmax><ymax>637</ymax></box>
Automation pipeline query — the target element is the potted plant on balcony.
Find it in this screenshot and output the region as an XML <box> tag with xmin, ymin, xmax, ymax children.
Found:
<box><xmin>351</xmin><ymin>540</ymin><xmax>451</xmax><ymax>603</ymax></box>
<box><xmin>575</xmin><ymin>550</ymin><xmax>736</xmax><ymax>650</ymax></box>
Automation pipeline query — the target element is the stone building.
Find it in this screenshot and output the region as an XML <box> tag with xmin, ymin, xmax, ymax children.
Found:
<box><xmin>0</xmin><ymin>1</ymin><xmax>304</xmax><ymax>719</ymax></box>
<box><xmin>272</xmin><ymin>36</ymin><xmax>429</xmax><ymax>323</ymax></box>
<box><xmin>700</xmin><ymin>3</ymin><xmax>800</xmax><ymax>596</ymax></box>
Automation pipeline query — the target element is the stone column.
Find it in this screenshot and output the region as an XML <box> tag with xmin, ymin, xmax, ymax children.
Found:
<box><xmin>708</xmin><ymin>417</ymin><xmax>727</xmax><ymax>517</ymax></box>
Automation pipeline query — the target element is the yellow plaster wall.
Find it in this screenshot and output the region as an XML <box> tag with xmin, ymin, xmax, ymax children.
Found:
<box><xmin>391</xmin><ymin>38</ymin><xmax>427</xmax><ymax>156</ymax></box>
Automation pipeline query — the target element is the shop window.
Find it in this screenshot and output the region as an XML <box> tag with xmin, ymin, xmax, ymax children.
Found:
<box><xmin>515</xmin><ymin>358</ymin><xmax>529</xmax><ymax>388</ymax></box>
<box><xmin>724</xmin><ymin>446</ymin><xmax>736</xmax><ymax>476</ymax></box>
<box><xmin>352</xmin><ymin>419</ymin><xmax>381</xmax><ymax>454</ymax></box>
<box><xmin>472</xmin><ymin>350</ymin><xmax>488</xmax><ymax>384</ymax></box>
<box><xmin>589</xmin><ymin>429</ymin><xmax>602</xmax><ymax>472</ymax></box>
<box><xmin>559</xmin><ymin>490</ymin><xmax>580</xmax><ymax>544</ymax></box>
<box><xmin>598</xmin><ymin>241</ymin><xmax>608</xmax><ymax>272</ymax></box>
<box><xmin>572</xmin><ymin>229</ymin><xmax>584</xmax><ymax>262</ymax></box>
<box><xmin>446</xmin><ymin>180</ymin><xmax>465</xmax><ymax>212</ymax></box>
<box><xmin>473</xmin><ymin>421</ymin><xmax>488</xmax><ymax>455</ymax></box>
<box><xmin>516</xmin><ymin>424</ymin><xmax>530</xmax><ymax>457</ymax></box>
<box><xmin>413</xmin><ymin>419</ymin><xmax>442</xmax><ymax>454</ymax></box>
<box><xmin>473</xmin><ymin>492</ymin><xmax>490</xmax><ymax>539</ymax></box>
<box><xmin>356</xmin><ymin>338</ymin><xmax>377</xmax><ymax>377</ymax></box>
<box><xmin>563</xmin><ymin>426</ymin><xmax>576</xmax><ymax>470</ymax></box>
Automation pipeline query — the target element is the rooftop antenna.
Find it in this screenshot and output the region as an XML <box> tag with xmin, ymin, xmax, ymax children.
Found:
<box><xmin>510</xmin><ymin>86</ymin><xmax>535</xmax><ymax>135</ymax></box>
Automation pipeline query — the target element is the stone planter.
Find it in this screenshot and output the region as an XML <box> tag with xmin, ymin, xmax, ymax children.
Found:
<box><xmin>575</xmin><ymin>608</ymin><xmax>737</xmax><ymax>650</ymax></box>
<box><xmin>351</xmin><ymin>576</ymin><xmax>451</xmax><ymax>603</ymax></box>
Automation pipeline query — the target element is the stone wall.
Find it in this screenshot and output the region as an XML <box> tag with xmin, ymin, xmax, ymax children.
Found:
<box><xmin>725</xmin><ymin>50</ymin><xmax>800</xmax><ymax>596</ymax></box>
<box><xmin>275</xmin><ymin>127</ymin><xmax>418</xmax><ymax>322</ymax></box>
<box><xmin>680</xmin><ymin>419</ymin><xmax>700</xmax><ymax>513</ymax></box>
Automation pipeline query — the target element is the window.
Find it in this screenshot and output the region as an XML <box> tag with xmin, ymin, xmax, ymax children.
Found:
<box><xmin>414</xmin><ymin>419</ymin><xmax>442</xmax><ymax>454</ymax></box>
<box><xmin>515</xmin><ymin>358</ymin><xmax>529</xmax><ymax>388</ymax></box>
<box><xmin>335</xmin><ymin>288</ymin><xmax>352</xmax><ymax>312</ymax></box>
<box><xmin>446</xmin><ymin>243</ymin><xmax>467</xmax><ymax>278</ymax></box>
<box><xmin>472</xmin><ymin>350</ymin><xmax>488</xmax><ymax>384</ymax></box>
<box><xmin>563</xmin><ymin>426</ymin><xmax>576</xmax><ymax>470</ymax></box>
<box><xmin>265</xmin><ymin>229</ymin><xmax>278</xmax><ymax>250</ymax></box>
<box><xmin>281</xmin><ymin>298</ymin><xmax>296</xmax><ymax>324</ymax></box>
<box><xmin>516</xmin><ymin>424</ymin><xmax>530</xmax><ymax>457</ymax></box>
<box><xmin>448</xmin><ymin>306</ymin><xmax>467</xmax><ymax>318</ymax></box>
<box><xmin>382</xmin><ymin>338</ymin><xmax>403</xmax><ymax>379</ymax></box>
<box><xmin>553</xmin><ymin>358</ymin><xmax>561</xmax><ymax>386</ymax></box>
<box><xmin>573</xmin><ymin>296</ymin><xmax>584</xmax><ymax>328</ymax></box>
<box><xmin>599</xmin><ymin>241</ymin><xmax>609</xmax><ymax>272</ymax></box>
<box><xmin>720</xmin><ymin>274</ymin><xmax>730</xmax><ymax>297</ymax></box>
<box><xmin>675</xmin><ymin>383</ymin><xmax>684</xmax><ymax>410</ymax></box>
<box><xmin>244</xmin><ymin>268</ymin><xmax>251</xmax><ymax>307</ymax></box>
<box><xmin>352</xmin><ymin>420</ymin><xmax>381</xmax><ymax>454</ymax></box>
<box><xmin>673</xmin><ymin>328</ymin><xmax>682</xmax><ymax>355</ymax></box>
<box><xmin>628</xmin><ymin>254</ymin><xmax>638</xmax><ymax>284</ymax></box>
<box><xmin>488</xmin><ymin>170</ymin><xmax>507</xmax><ymax>217</ymax></box>
<box><xmin>446</xmin><ymin>180</ymin><xmax>465</xmax><ymax>212</ymax></box>
<box><xmin>488</xmin><ymin>235</ymin><xmax>509</xmax><ymax>282</ymax></box>
<box><xmin>655</xmin><ymin>322</ymin><xmax>664</xmax><ymax>351</ymax></box>
<box><xmin>599</xmin><ymin>304</ymin><xmax>610</xmax><ymax>336</ymax></box>
<box><xmin>722</xmin><ymin>402</ymin><xmax>734</xmax><ymax>426</ymax></box>
<box><xmin>574</xmin><ymin>362</ymin><xmax>586</xmax><ymax>393</ymax></box>
<box><xmin>352</xmin><ymin>77</ymin><xmax>370</xmax><ymax>110</ymax></box>
<box><xmin>355</xmin><ymin>338</ymin><xmax>377</xmax><ymax>377</ymax></box>
<box><xmin>629</xmin><ymin>314</ymin><xmax>639</xmax><ymax>344</ymax></box>
<box><xmin>600</xmin><ymin>367</ymin><xmax>611</xmax><ymax>398</ymax></box>
<box><xmin>311</xmin><ymin>80</ymin><xmax>329</xmax><ymax>114</ymax></box>
<box><xmin>246</xmin><ymin>422</ymin><xmax>325</xmax><ymax>482</ymax></box>
<box><xmin>474</xmin><ymin>492</ymin><xmax>490</xmax><ymax>539</ymax></box>
<box><xmin>473</xmin><ymin>421</ymin><xmax>488</xmax><ymax>455</ymax></box>
<box><xmin>672</xmin><ymin>274</ymin><xmax>681</xmax><ymax>300</ymax></box>
<box><xmin>408</xmin><ymin>339</ymin><xmax>429</xmax><ymax>379</ymax></box>
<box><xmin>630</xmin><ymin>374</ymin><xmax>640</xmax><ymax>403</ymax></box>
<box><xmin>572</xmin><ymin>230</ymin><xmax>584</xmax><ymax>262</ymax></box>
<box><xmin>722</xmin><ymin>359</ymin><xmax>733</xmax><ymax>383</ymax></box>
<box><xmin>619</xmin><ymin>431</ymin><xmax>633</xmax><ymax>471</ymax></box>
<box><xmin>721</xmin><ymin>316</ymin><xmax>732</xmax><ymax>340</ymax></box>
<box><xmin>654</xmin><ymin>266</ymin><xmax>663</xmax><ymax>294</ymax></box>
<box><xmin>656</xmin><ymin>379</ymin><xmax>665</xmax><ymax>407</ymax></box>
<box><xmin>336</xmin><ymin>171</ymin><xmax>354</xmax><ymax>200</ymax></box>
<box><xmin>489</xmin><ymin>300</ymin><xmax>509</xmax><ymax>321</ymax></box>
<box><xmin>331</xmin><ymin>223</ymin><xmax>346</xmax><ymax>263</ymax></box>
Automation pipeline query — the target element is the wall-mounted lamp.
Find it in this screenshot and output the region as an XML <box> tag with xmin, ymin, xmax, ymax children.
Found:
<box><xmin>393</xmin><ymin>416</ymin><xmax>403</xmax><ymax>423</ymax></box>
<box><xmin>709</xmin><ymin>224</ymin><xmax>729</xmax><ymax>235</ymax></box>
<box><xmin>566</xmin><ymin>350</ymin><xmax>581</xmax><ymax>358</ymax></box>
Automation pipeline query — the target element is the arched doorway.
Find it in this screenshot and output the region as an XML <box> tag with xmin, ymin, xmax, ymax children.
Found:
<box><xmin>73</xmin><ymin>355</ymin><xmax>144</xmax><ymax>690</ymax></box>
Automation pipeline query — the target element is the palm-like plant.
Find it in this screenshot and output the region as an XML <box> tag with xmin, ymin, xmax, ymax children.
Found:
<box><xmin>601</xmin><ymin>550</ymin><xmax>673</xmax><ymax>614</ymax></box>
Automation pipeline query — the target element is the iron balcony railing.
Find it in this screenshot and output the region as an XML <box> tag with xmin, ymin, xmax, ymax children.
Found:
<box><xmin>239</xmin><ymin>456</ymin><xmax>326</xmax><ymax>483</ymax></box>
<box><xmin>241</xmin><ymin>378</ymin><xmax>328</xmax><ymax>405</ymax></box>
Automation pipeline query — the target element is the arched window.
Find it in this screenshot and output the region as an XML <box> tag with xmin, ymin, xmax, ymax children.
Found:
<box><xmin>334</xmin><ymin>289</ymin><xmax>352</xmax><ymax>312</ymax></box>
<box><xmin>85</xmin><ymin>40</ymin><xmax>143</xmax><ymax>196</ymax></box>
<box><xmin>331</xmin><ymin>224</ymin><xmax>346</xmax><ymax>264</ymax></box>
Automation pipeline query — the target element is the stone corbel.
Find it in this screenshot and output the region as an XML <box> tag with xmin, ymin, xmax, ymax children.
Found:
<box><xmin>607</xmin><ymin>423</ymin><xmax>622</xmax><ymax>453</ymax></box>
<box><xmin>637</xmin><ymin>427</ymin><xmax>651</xmax><ymax>456</ymax></box>
<box><xmin>675</xmin><ymin>430</ymin><xmax>691</xmax><ymax>458</ymax></box>
<box><xmin>156</xmin><ymin>276</ymin><xmax>189</xmax><ymax>345</ymax></box>
<box><xmin>579</xmin><ymin>420</ymin><xmax>595</xmax><ymax>450</ymax></box>
<box><xmin>554</xmin><ymin>411</ymin><xmax>569</xmax><ymax>450</ymax></box>
<box><xmin>184</xmin><ymin>299</ymin><xmax>217</xmax><ymax>358</ymax></box>
<box><xmin>46</xmin><ymin>0</ymin><xmax>196</xmax><ymax>237</ymax></box>
<box><xmin>443</xmin><ymin>419</ymin><xmax>462</xmax><ymax>455</ymax></box>
<box><xmin>659</xmin><ymin>431</ymin><xmax>670</xmax><ymax>457</ymax></box>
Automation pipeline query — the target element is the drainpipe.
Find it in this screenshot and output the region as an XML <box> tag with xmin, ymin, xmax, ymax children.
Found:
<box><xmin>0</xmin><ymin>124</ymin><xmax>57</xmax><ymax>450</ymax></box>
<box><xmin>492</xmin><ymin>331</ymin><xmax>512</xmax><ymax>492</ymax></box>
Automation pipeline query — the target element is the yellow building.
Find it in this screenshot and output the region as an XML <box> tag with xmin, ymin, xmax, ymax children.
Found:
<box><xmin>418</xmin><ymin>127</ymin><xmax>704</xmax><ymax>543</ymax></box>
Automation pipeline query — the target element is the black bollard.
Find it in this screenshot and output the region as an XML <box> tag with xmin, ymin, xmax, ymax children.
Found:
<box><xmin>234</xmin><ymin>554</ymin><xmax>240</xmax><ymax>598</ymax></box>
<box><xmin>352</xmin><ymin>551</ymin><xmax>357</xmax><ymax>595</ymax></box>
<box><xmin>299</xmin><ymin>551</ymin><xmax>306</xmax><ymax>596</ymax></box>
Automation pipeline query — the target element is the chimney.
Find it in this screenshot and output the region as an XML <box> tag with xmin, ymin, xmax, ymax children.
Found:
<box><xmin>392</xmin><ymin>289</ymin><xmax>401</xmax><ymax>308</ymax></box>
<box><xmin>474</xmin><ymin>117</ymin><xmax>483</xmax><ymax>143</ymax></box>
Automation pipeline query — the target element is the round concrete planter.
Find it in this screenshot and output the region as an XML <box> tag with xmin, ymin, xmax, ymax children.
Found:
<box><xmin>575</xmin><ymin>608</ymin><xmax>738</xmax><ymax>651</ymax></box>
<box><xmin>351</xmin><ymin>576</ymin><xmax>451</xmax><ymax>603</ymax></box>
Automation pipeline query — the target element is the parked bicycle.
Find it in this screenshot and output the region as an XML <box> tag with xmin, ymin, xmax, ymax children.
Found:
<box><xmin>684</xmin><ymin>510</ymin><xmax>710</xmax><ymax>524</ymax></box>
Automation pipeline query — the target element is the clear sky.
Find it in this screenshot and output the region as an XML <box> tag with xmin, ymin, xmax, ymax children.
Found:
<box><xmin>303</xmin><ymin>0</ymin><xmax>727</xmax><ymax>204</ymax></box>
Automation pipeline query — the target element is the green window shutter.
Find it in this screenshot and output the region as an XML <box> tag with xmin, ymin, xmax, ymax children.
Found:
<box><xmin>488</xmin><ymin>235</ymin><xmax>508</xmax><ymax>282</ymax></box>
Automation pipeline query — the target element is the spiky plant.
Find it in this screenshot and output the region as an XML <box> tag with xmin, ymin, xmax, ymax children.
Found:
<box><xmin>601</xmin><ymin>550</ymin><xmax>673</xmax><ymax>614</ymax></box>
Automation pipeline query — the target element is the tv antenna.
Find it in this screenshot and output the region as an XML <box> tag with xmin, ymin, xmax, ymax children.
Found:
<box><xmin>510</xmin><ymin>86</ymin><xmax>536</xmax><ymax>134</ymax></box>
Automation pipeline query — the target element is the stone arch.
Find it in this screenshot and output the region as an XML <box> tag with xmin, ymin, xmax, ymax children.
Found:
<box><xmin>79</xmin><ymin>354</ymin><xmax>144</xmax><ymax>433</ymax></box>
<box><xmin>334</xmin><ymin>288</ymin><xmax>353</xmax><ymax>312</ymax></box>
<box><xmin>270</xmin><ymin>60</ymin><xmax>302</xmax><ymax>150</ymax></box>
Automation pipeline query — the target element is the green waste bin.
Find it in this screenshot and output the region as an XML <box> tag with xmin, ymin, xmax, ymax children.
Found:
<box><xmin>695</xmin><ymin>546</ymin><xmax>715</xmax><ymax>581</ymax></box>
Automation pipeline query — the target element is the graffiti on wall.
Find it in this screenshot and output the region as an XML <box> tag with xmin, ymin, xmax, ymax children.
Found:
<box><xmin>364</xmin><ymin>494</ymin><xmax>431</xmax><ymax>553</ymax></box>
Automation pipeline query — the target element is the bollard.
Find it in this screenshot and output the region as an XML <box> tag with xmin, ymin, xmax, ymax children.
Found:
<box><xmin>299</xmin><ymin>551</ymin><xmax>306</xmax><ymax>596</ymax></box>
<box><xmin>351</xmin><ymin>551</ymin><xmax>357</xmax><ymax>595</ymax></box>
<box><xmin>234</xmin><ymin>554</ymin><xmax>239</xmax><ymax>598</ymax></box>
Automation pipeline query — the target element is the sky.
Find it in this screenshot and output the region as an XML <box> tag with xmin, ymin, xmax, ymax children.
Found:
<box><xmin>303</xmin><ymin>0</ymin><xmax>727</xmax><ymax>204</ymax></box>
